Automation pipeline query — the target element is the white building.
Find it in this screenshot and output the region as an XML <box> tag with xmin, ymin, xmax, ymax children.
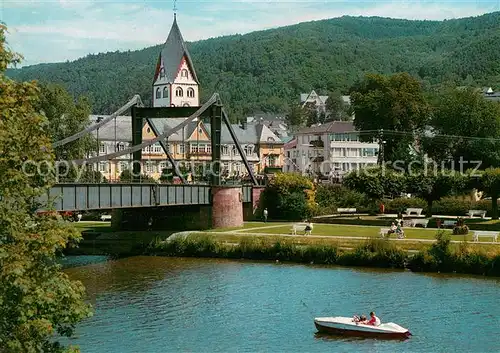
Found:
<box><xmin>300</xmin><ymin>90</ymin><xmax>351</xmax><ymax>116</ymax></box>
<box><xmin>284</xmin><ymin>121</ymin><xmax>379</xmax><ymax>178</ymax></box>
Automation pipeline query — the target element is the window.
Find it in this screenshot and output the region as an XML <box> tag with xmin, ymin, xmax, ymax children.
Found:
<box><xmin>187</xmin><ymin>87</ymin><xmax>195</xmax><ymax>98</ymax></box>
<box><xmin>183</xmin><ymin>103</ymin><xmax>190</xmax><ymax>107</ymax></box>
<box><xmin>170</xmin><ymin>103</ymin><xmax>176</xmax><ymax>107</ymax></box>
<box><xmin>222</xmin><ymin>145</ymin><xmax>229</xmax><ymax>155</ymax></box>
<box><xmin>191</xmin><ymin>144</ymin><xmax>198</xmax><ymax>153</ymax></box>
<box><xmin>147</xmin><ymin>127</ymin><xmax>151</xmax><ymax>133</ymax></box>
<box><xmin>99</xmin><ymin>162</ymin><xmax>108</xmax><ymax>172</ymax></box>
<box><xmin>154</xmin><ymin>144</ymin><xmax>162</xmax><ymax>153</ymax></box>
<box><xmin>118</xmin><ymin>161</ymin><xmax>128</xmax><ymax>172</ymax></box>
<box><xmin>181</xmin><ymin>69</ymin><xmax>188</xmax><ymax>78</ymax></box>
<box><xmin>99</xmin><ymin>144</ymin><xmax>106</xmax><ymax>154</ymax></box>
<box><xmin>145</xmin><ymin>162</ymin><xmax>156</xmax><ymax>173</ymax></box>
<box><xmin>160</xmin><ymin>161</ymin><xmax>167</xmax><ymax>170</ymax></box>
<box><xmin>155</xmin><ymin>88</ymin><xmax>161</xmax><ymax>99</ymax></box>
<box><xmin>206</xmin><ymin>144</ymin><xmax>211</xmax><ymax>153</ymax></box>
<box><xmin>159</xmin><ymin>68</ymin><xmax>165</xmax><ymax>79</ymax></box>
<box><xmin>163</xmin><ymin>86</ymin><xmax>169</xmax><ymax>98</ymax></box>
<box><xmin>179</xmin><ymin>143</ymin><xmax>185</xmax><ymax>154</ymax></box>
<box><xmin>199</xmin><ymin>144</ymin><xmax>206</xmax><ymax>153</ymax></box>
<box><xmin>116</xmin><ymin>143</ymin><xmax>125</xmax><ymax>151</ymax></box>
<box><xmin>245</xmin><ymin>145</ymin><xmax>253</xmax><ymax>155</ymax></box>
<box><xmin>176</xmin><ymin>87</ymin><xmax>183</xmax><ymax>97</ymax></box>
<box><xmin>267</xmin><ymin>137</ymin><xmax>275</xmax><ymax>142</ymax></box>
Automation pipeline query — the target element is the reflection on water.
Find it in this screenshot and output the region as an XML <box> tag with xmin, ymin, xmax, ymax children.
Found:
<box><xmin>59</xmin><ymin>255</ymin><xmax>109</xmax><ymax>268</ymax></box>
<box><xmin>65</xmin><ymin>257</ymin><xmax>500</xmax><ymax>353</ymax></box>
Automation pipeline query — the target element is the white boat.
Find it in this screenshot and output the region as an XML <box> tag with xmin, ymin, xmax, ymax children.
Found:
<box><xmin>314</xmin><ymin>316</ymin><xmax>411</xmax><ymax>339</ymax></box>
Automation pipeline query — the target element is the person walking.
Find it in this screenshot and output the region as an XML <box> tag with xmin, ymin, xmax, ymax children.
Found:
<box><xmin>263</xmin><ymin>208</ymin><xmax>268</xmax><ymax>223</ymax></box>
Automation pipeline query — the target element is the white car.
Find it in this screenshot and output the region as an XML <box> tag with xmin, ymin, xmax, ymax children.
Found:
<box><xmin>100</xmin><ymin>215</ymin><xmax>112</xmax><ymax>221</ymax></box>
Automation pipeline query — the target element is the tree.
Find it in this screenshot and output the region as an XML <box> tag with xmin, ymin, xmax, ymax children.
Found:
<box><xmin>406</xmin><ymin>171</ymin><xmax>468</xmax><ymax>217</ymax></box>
<box><xmin>0</xmin><ymin>24</ymin><xmax>91</xmax><ymax>352</ymax></box>
<box><xmin>261</xmin><ymin>173</ymin><xmax>316</xmax><ymax>220</ymax></box>
<box><xmin>350</xmin><ymin>73</ymin><xmax>430</xmax><ymax>163</ymax></box>
<box><xmin>36</xmin><ymin>83</ymin><xmax>94</xmax><ymax>161</ymax></box>
<box><xmin>477</xmin><ymin>168</ymin><xmax>500</xmax><ymax>219</ymax></box>
<box><xmin>304</xmin><ymin>102</ymin><xmax>318</xmax><ymax>127</ymax></box>
<box><xmin>285</xmin><ymin>104</ymin><xmax>306</xmax><ymax>128</ymax></box>
<box><xmin>342</xmin><ymin>166</ymin><xmax>406</xmax><ymax>200</ymax></box>
<box><xmin>422</xmin><ymin>86</ymin><xmax>500</xmax><ymax>170</ymax></box>
<box><xmin>119</xmin><ymin>169</ymin><xmax>157</xmax><ymax>183</ymax></box>
<box><xmin>325</xmin><ymin>91</ymin><xmax>350</xmax><ymax>121</ymax></box>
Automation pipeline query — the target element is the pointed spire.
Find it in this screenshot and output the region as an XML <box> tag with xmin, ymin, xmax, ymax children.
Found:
<box><xmin>152</xmin><ymin>12</ymin><xmax>199</xmax><ymax>84</ymax></box>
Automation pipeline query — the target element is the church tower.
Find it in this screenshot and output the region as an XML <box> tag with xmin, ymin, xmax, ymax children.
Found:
<box><xmin>152</xmin><ymin>14</ymin><xmax>200</xmax><ymax>107</ymax></box>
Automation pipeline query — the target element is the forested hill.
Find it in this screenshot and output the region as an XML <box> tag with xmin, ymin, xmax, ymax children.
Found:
<box><xmin>7</xmin><ymin>12</ymin><xmax>500</xmax><ymax>117</ymax></box>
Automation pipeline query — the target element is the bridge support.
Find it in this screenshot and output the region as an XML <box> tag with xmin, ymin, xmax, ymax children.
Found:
<box><xmin>211</xmin><ymin>186</ymin><xmax>243</xmax><ymax>228</ymax></box>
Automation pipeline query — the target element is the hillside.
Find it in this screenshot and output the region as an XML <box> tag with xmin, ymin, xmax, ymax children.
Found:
<box><xmin>7</xmin><ymin>12</ymin><xmax>500</xmax><ymax>117</ymax></box>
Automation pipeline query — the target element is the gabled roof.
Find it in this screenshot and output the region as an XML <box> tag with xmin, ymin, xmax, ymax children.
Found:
<box><xmin>153</xmin><ymin>16</ymin><xmax>199</xmax><ymax>84</ymax></box>
<box><xmin>295</xmin><ymin>121</ymin><xmax>355</xmax><ymax>135</ymax></box>
<box><xmin>89</xmin><ymin>115</ymin><xmax>133</xmax><ymax>141</ymax></box>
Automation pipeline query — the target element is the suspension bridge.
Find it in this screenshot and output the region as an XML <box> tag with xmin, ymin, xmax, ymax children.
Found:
<box><xmin>41</xmin><ymin>93</ymin><xmax>265</xmax><ymax>229</ymax></box>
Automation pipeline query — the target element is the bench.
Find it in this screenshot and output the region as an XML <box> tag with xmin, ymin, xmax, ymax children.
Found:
<box><xmin>100</xmin><ymin>215</ymin><xmax>112</xmax><ymax>221</ymax></box>
<box><xmin>337</xmin><ymin>208</ymin><xmax>357</xmax><ymax>214</ymax></box>
<box><xmin>442</xmin><ymin>220</ymin><xmax>456</xmax><ymax>228</ymax></box>
<box><xmin>291</xmin><ymin>223</ymin><xmax>313</xmax><ymax>235</ymax></box>
<box><xmin>404</xmin><ymin>208</ymin><xmax>424</xmax><ymax>216</ymax></box>
<box><xmin>408</xmin><ymin>219</ymin><xmax>429</xmax><ymax>228</ymax></box>
<box><xmin>472</xmin><ymin>231</ymin><xmax>498</xmax><ymax>242</ymax></box>
<box><xmin>468</xmin><ymin>210</ymin><xmax>487</xmax><ymax>218</ymax></box>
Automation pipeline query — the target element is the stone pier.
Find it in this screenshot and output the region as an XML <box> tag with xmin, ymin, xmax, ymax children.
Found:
<box><xmin>211</xmin><ymin>186</ymin><xmax>243</xmax><ymax>228</ymax></box>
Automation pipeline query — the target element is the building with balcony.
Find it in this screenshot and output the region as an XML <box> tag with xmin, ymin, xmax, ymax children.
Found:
<box><xmin>284</xmin><ymin>121</ymin><xmax>378</xmax><ymax>178</ymax></box>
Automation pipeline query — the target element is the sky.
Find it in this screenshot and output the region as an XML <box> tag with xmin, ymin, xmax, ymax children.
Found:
<box><xmin>2</xmin><ymin>0</ymin><xmax>499</xmax><ymax>67</ymax></box>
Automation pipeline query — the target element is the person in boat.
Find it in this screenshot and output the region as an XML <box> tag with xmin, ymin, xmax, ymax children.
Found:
<box><xmin>367</xmin><ymin>312</ymin><xmax>381</xmax><ymax>326</ymax></box>
<box><xmin>353</xmin><ymin>314</ymin><xmax>367</xmax><ymax>323</ymax></box>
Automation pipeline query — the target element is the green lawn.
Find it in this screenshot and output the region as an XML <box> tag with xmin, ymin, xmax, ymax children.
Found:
<box><xmin>208</xmin><ymin>221</ymin><xmax>289</xmax><ymax>232</ymax></box>
<box><xmin>236</xmin><ymin>223</ymin><xmax>499</xmax><ymax>242</ymax></box>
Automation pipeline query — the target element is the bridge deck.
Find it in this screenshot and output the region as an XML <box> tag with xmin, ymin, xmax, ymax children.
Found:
<box><xmin>39</xmin><ymin>184</ymin><xmax>253</xmax><ymax>211</ymax></box>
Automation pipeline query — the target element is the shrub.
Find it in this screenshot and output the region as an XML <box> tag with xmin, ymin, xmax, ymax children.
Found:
<box><xmin>384</xmin><ymin>197</ymin><xmax>427</xmax><ymax>214</ymax></box>
<box><xmin>262</xmin><ymin>173</ymin><xmax>316</xmax><ymax>220</ymax></box>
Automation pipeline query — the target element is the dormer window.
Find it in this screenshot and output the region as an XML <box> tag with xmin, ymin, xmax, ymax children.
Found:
<box><xmin>181</xmin><ymin>69</ymin><xmax>188</xmax><ymax>78</ymax></box>
<box><xmin>159</xmin><ymin>68</ymin><xmax>165</xmax><ymax>79</ymax></box>
<box><xmin>176</xmin><ymin>87</ymin><xmax>183</xmax><ymax>97</ymax></box>
<box><xmin>187</xmin><ymin>87</ymin><xmax>195</xmax><ymax>98</ymax></box>
<box><xmin>163</xmin><ymin>86</ymin><xmax>169</xmax><ymax>98</ymax></box>
<box><xmin>155</xmin><ymin>88</ymin><xmax>161</xmax><ymax>99</ymax></box>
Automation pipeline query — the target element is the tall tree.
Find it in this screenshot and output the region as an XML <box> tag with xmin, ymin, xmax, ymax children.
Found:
<box><xmin>477</xmin><ymin>168</ymin><xmax>500</xmax><ymax>220</ymax></box>
<box><xmin>325</xmin><ymin>91</ymin><xmax>350</xmax><ymax>121</ymax></box>
<box><xmin>0</xmin><ymin>25</ymin><xmax>91</xmax><ymax>352</ymax></box>
<box><xmin>37</xmin><ymin>83</ymin><xmax>94</xmax><ymax>161</ymax></box>
<box><xmin>285</xmin><ymin>104</ymin><xmax>306</xmax><ymax>128</ymax></box>
<box><xmin>406</xmin><ymin>171</ymin><xmax>468</xmax><ymax>217</ymax></box>
<box><xmin>350</xmin><ymin>73</ymin><xmax>430</xmax><ymax>163</ymax></box>
<box><xmin>422</xmin><ymin>86</ymin><xmax>500</xmax><ymax>170</ymax></box>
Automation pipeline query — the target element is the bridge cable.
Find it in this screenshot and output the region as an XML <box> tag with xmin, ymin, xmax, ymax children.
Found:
<box><xmin>52</xmin><ymin>94</ymin><xmax>144</xmax><ymax>148</ymax></box>
<box><xmin>70</xmin><ymin>94</ymin><xmax>219</xmax><ymax>165</ymax></box>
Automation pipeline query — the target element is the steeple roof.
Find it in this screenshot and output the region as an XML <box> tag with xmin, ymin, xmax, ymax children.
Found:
<box><xmin>153</xmin><ymin>16</ymin><xmax>199</xmax><ymax>83</ymax></box>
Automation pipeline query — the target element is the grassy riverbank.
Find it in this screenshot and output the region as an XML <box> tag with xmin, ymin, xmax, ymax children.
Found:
<box><xmin>148</xmin><ymin>232</ymin><xmax>500</xmax><ymax>277</ymax></box>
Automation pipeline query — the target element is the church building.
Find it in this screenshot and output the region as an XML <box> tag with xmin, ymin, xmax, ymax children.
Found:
<box><xmin>152</xmin><ymin>14</ymin><xmax>200</xmax><ymax>108</ymax></box>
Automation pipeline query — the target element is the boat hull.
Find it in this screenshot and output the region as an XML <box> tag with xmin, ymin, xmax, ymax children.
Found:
<box><xmin>315</xmin><ymin>322</ymin><xmax>411</xmax><ymax>339</ymax></box>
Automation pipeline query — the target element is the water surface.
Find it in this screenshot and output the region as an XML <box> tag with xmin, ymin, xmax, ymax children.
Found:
<box><xmin>65</xmin><ymin>257</ymin><xmax>500</xmax><ymax>352</ymax></box>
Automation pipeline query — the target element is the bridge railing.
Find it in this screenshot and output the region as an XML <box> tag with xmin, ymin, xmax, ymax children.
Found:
<box><xmin>40</xmin><ymin>183</ymin><xmax>211</xmax><ymax>211</ymax></box>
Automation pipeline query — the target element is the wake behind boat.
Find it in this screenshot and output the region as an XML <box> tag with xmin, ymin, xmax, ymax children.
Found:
<box><xmin>314</xmin><ymin>316</ymin><xmax>412</xmax><ymax>339</ymax></box>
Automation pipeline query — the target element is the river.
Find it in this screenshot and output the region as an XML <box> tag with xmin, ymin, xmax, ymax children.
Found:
<box><xmin>64</xmin><ymin>256</ymin><xmax>500</xmax><ymax>353</ymax></box>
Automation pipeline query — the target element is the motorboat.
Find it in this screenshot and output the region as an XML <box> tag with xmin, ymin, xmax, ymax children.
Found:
<box><xmin>314</xmin><ymin>316</ymin><xmax>411</xmax><ymax>339</ymax></box>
